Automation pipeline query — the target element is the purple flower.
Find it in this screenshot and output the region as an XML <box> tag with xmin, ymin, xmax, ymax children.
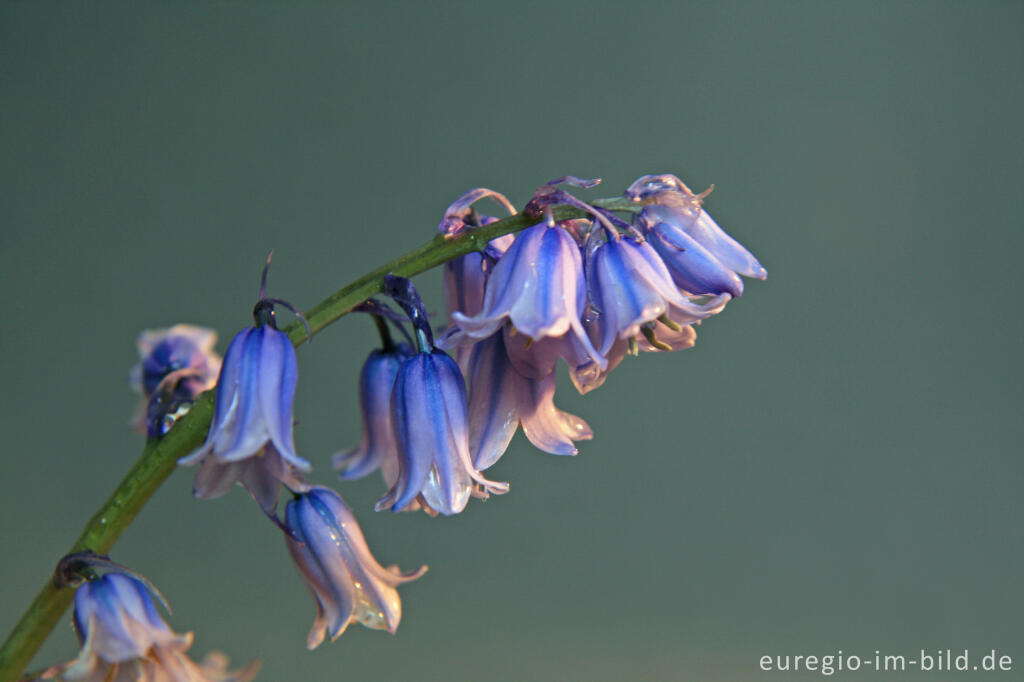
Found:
<box><xmin>179</xmin><ymin>323</ymin><xmax>311</xmax><ymax>513</ymax></box>
<box><xmin>375</xmin><ymin>349</ymin><xmax>509</xmax><ymax>515</ymax></box>
<box><xmin>332</xmin><ymin>343</ymin><xmax>414</xmax><ymax>485</ymax></box>
<box><xmin>447</xmin><ymin>216</ymin><xmax>605</xmax><ymax>371</ymax></box>
<box><xmin>466</xmin><ymin>332</ymin><xmax>592</xmax><ymax>470</ymax></box>
<box><xmin>40</xmin><ymin>571</ymin><xmax>258</xmax><ymax>681</ymax></box>
<box><xmin>644</xmin><ymin>218</ymin><xmax>747</xmax><ymax>297</ymax></box>
<box><xmin>129</xmin><ymin>324</ymin><xmax>221</xmax><ymax>437</ymax></box>
<box><xmin>284</xmin><ymin>486</ymin><xmax>427</xmax><ymax>648</ymax></box>
<box><xmin>627</xmin><ymin>173</ymin><xmax>767</xmax><ymax>292</ymax></box>
<box><xmin>587</xmin><ymin>234</ymin><xmax>731</xmax><ymax>359</ymax></box>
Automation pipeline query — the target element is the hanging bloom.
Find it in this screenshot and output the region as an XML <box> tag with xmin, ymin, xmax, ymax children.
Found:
<box><xmin>375</xmin><ymin>275</ymin><xmax>509</xmax><ymax>515</ymax></box>
<box><xmin>129</xmin><ymin>324</ymin><xmax>221</xmax><ymax>437</ymax></box>
<box><xmin>284</xmin><ymin>486</ymin><xmax>427</xmax><ymax>648</ymax></box>
<box><xmin>376</xmin><ymin>348</ymin><xmax>510</xmax><ymax>515</ymax></box>
<box><xmin>587</xmin><ymin>233</ymin><xmax>731</xmax><ymax>358</ymax></box>
<box><xmin>179</xmin><ymin>257</ymin><xmax>311</xmax><ymax>512</ymax></box>
<box><xmin>332</xmin><ymin>343</ymin><xmax>414</xmax><ymax>484</ymax></box>
<box><xmin>465</xmin><ymin>332</ymin><xmax>591</xmax><ymax>470</ymax></box>
<box><xmin>446</xmin><ymin>214</ymin><xmax>605</xmax><ymax>370</ymax></box>
<box><xmin>40</xmin><ymin>571</ymin><xmax>258</xmax><ymax>682</ymax></box>
<box><xmin>626</xmin><ymin>173</ymin><xmax>767</xmax><ymax>291</ymax></box>
<box><xmin>644</xmin><ymin>218</ymin><xmax>746</xmax><ymax>297</ymax></box>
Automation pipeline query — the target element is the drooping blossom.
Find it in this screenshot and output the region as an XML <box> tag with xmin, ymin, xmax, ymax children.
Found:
<box><xmin>446</xmin><ymin>212</ymin><xmax>605</xmax><ymax>371</ymax></box>
<box><xmin>179</xmin><ymin>258</ymin><xmax>311</xmax><ymax>512</ymax></box>
<box><xmin>586</xmin><ymin>232</ymin><xmax>731</xmax><ymax>358</ymax></box>
<box><xmin>39</xmin><ymin>569</ymin><xmax>258</xmax><ymax>682</ymax></box>
<box><xmin>376</xmin><ymin>346</ymin><xmax>510</xmax><ymax>515</ymax></box>
<box><xmin>626</xmin><ymin>173</ymin><xmax>767</xmax><ymax>293</ymax></box>
<box><xmin>375</xmin><ymin>275</ymin><xmax>509</xmax><ymax>515</ymax></box>
<box><xmin>332</xmin><ymin>342</ymin><xmax>413</xmax><ymax>485</ymax></box>
<box><xmin>284</xmin><ymin>486</ymin><xmax>427</xmax><ymax>648</ymax></box>
<box><xmin>129</xmin><ymin>324</ymin><xmax>221</xmax><ymax>437</ymax></box>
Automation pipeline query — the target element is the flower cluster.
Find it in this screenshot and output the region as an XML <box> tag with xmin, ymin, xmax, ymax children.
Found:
<box><xmin>62</xmin><ymin>170</ymin><xmax>763</xmax><ymax>680</ymax></box>
<box><xmin>433</xmin><ymin>175</ymin><xmax>765</xmax><ymax>465</ymax></box>
<box><xmin>39</xmin><ymin>560</ymin><xmax>257</xmax><ymax>682</ymax></box>
<box><xmin>335</xmin><ymin>175</ymin><xmax>764</xmax><ymax>511</ymax></box>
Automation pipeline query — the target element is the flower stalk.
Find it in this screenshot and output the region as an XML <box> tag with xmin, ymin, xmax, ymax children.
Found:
<box><xmin>0</xmin><ymin>196</ymin><xmax>639</xmax><ymax>682</ymax></box>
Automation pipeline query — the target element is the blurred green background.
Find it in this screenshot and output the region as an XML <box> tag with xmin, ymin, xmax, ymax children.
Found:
<box><xmin>2</xmin><ymin>2</ymin><xmax>1022</xmax><ymax>680</ymax></box>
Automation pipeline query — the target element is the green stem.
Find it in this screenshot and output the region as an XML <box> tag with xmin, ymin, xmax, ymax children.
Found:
<box><xmin>0</xmin><ymin>197</ymin><xmax>639</xmax><ymax>681</ymax></box>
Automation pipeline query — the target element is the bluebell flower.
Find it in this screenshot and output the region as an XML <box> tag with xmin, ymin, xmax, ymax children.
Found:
<box><xmin>466</xmin><ymin>332</ymin><xmax>592</xmax><ymax>470</ymax></box>
<box><xmin>179</xmin><ymin>323</ymin><xmax>311</xmax><ymax>512</ymax></box>
<box><xmin>375</xmin><ymin>275</ymin><xmax>510</xmax><ymax>515</ymax></box>
<box><xmin>626</xmin><ymin>173</ymin><xmax>767</xmax><ymax>292</ymax></box>
<box><xmin>586</xmin><ymin>233</ymin><xmax>730</xmax><ymax>359</ymax></box>
<box><xmin>375</xmin><ymin>348</ymin><xmax>509</xmax><ymax>515</ymax></box>
<box><xmin>179</xmin><ymin>260</ymin><xmax>311</xmax><ymax>512</ymax></box>
<box><xmin>129</xmin><ymin>324</ymin><xmax>221</xmax><ymax>437</ymax></box>
<box><xmin>332</xmin><ymin>343</ymin><xmax>414</xmax><ymax>484</ymax></box>
<box><xmin>447</xmin><ymin>213</ymin><xmax>605</xmax><ymax>371</ymax></box>
<box><xmin>40</xmin><ymin>571</ymin><xmax>258</xmax><ymax>681</ymax></box>
<box><xmin>284</xmin><ymin>486</ymin><xmax>427</xmax><ymax>648</ymax></box>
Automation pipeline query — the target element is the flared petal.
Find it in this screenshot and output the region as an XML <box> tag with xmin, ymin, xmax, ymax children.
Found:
<box><xmin>236</xmin><ymin>448</ymin><xmax>311</xmax><ymax>513</ymax></box>
<box><xmin>502</xmin><ymin>327</ymin><xmax>572</xmax><ymax>380</ymax></box>
<box><xmin>664</xmin><ymin>294</ymin><xmax>731</xmax><ymax>325</ymax></box>
<box><xmin>191</xmin><ymin>458</ymin><xmax>245</xmax><ymax>500</ymax></box>
<box><xmin>518</xmin><ymin>372</ymin><xmax>592</xmax><ymax>455</ymax></box>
